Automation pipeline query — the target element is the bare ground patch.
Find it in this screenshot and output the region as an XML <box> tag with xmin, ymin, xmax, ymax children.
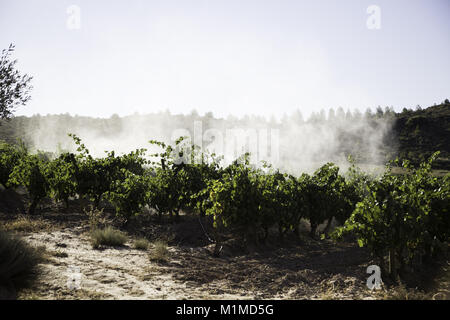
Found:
<box><xmin>0</xmin><ymin>212</ymin><xmax>446</xmax><ymax>300</ymax></box>
<box><xmin>11</xmin><ymin>227</ymin><xmax>378</xmax><ymax>300</ymax></box>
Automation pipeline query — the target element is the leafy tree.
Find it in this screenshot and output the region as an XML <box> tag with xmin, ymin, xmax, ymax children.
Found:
<box><xmin>0</xmin><ymin>44</ymin><xmax>33</xmax><ymax>120</ymax></box>
<box><xmin>376</xmin><ymin>106</ymin><xmax>384</xmax><ymax>118</ymax></box>
<box><xmin>336</xmin><ymin>107</ymin><xmax>346</xmax><ymax>120</ymax></box>
<box><xmin>364</xmin><ymin>108</ymin><xmax>373</xmax><ymax>118</ymax></box>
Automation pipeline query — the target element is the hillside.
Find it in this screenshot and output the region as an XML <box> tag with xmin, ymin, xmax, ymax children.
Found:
<box><xmin>391</xmin><ymin>101</ymin><xmax>450</xmax><ymax>169</ymax></box>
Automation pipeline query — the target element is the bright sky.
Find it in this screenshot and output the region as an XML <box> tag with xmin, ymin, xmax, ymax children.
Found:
<box><xmin>1</xmin><ymin>0</ymin><xmax>449</xmax><ymax>119</ymax></box>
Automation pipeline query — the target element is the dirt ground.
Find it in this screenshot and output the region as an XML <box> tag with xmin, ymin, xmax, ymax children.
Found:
<box><xmin>17</xmin><ymin>229</ymin><xmax>374</xmax><ymax>300</ymax></box>
<box><xmin>1</xmin><ymin>207</ymin><xmax>448</xmax><ymax>300</ymax></box>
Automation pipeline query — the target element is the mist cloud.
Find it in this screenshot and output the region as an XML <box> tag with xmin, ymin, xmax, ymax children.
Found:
<box><xmin>23</xmin><ymin>110</ymin><xmax>394</xmax><ymax>173</ymax></box>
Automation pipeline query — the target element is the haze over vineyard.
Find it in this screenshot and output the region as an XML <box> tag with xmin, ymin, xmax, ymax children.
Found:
<box><xmin>5</xmin><ymin>108</ymin><xmax>395</xmax><ymax>174</ymax></box>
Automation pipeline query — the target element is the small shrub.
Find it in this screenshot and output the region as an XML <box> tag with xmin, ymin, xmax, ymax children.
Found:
<box><xmin>89</xmin><ymin>227</ymin><xmax>127</xmax><ymax>249</ymax></box>
<box><xmin>0</xmin><ymin>231</ymin><xmax>42</xmax><ymax>297</ymax></box>
<box><xmin>3</xmin><ymin>215</ymin><xmax>53</xmax><ymax>233</ymax></box>
<box><xmin>149</xmin><ymin>240</ymin><xmax>169</xmax><ymax>262</ymax></box>
<box><xmin>46</xmin><ymin>155</ymin><xmax>77</xmax><ymax>208</ymax></box>
<box><xmin>0</xmin><ymin>141</ymin><xmax>25</xmax><ymax>189</ymax></box>
<box><xmin>84</xmin><ymin>205</ymin><xmax>107</xmax><ymax>230</ymax></box>
<box><xmin>133</xmin><ymin>238</ymin><xmax>150</xmax><ymax>251</ymax></box>
<box><xmin>107</xmin><ymin>169</ymin><xmax>148</xmax><ymax>221</ymax></box>
<box><xmin>8</xmin><ymin>154</ymin><xmax>50</xmax><ymax>215</ymax></box>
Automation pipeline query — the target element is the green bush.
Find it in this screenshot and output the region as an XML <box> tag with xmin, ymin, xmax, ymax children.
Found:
<box><xmin>8</xmin><ymin>154</ymin><xmax>50</xmax><ymax>214</ymax></box>
<box><xmin>303</xmin><ymin>163</ymin><xmax>349</xmax><ymax>237</ymax></box>
<box><xmin>0</xmin><ymin>141</ymin><xmax>26</xmax><ymax>189</ymax></box>
<box><xmin>333</xmin><ymin>152</ymin><xmax>450</xmax><ymax>279</ymax></box>
<box><xmin>107</xmin><ymin>169</ymin><xmax>148</xmax><ymax>221</ymax></box>
<box><xmin>89</xmin><ymin>227</ymin><xmax>127</xmax><ymax>249</ymax></box>
<box><xmin>70</xmin><ymin>134</ymin><xmax>148</xmax><ymax>209</ymax></box>
<box><xmin>206</xmin><ymin>154</ymin><xmax>261</xmax><ymax>242</ymax></box>
<box><xmin>46</xmin><ymin>154</ymin><xmax>78</xmax><ymax>208</ymax></box>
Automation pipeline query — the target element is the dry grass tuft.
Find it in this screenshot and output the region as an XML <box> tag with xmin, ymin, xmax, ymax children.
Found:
<box><xmin>2</xmin><ymin>215</ymin><xmax>54</xmax><ymax>233</ymax></box>
<box><xmin>89</xmin><ymin>227</ymin><xmax>127</xmax><ymax>249</ymax></box>
<box><xmin>149</xmin><ymin>240</ymin><xmax>169</xmax><ymax>262</ymax></box>
<box><xmin>133</xmin><ymin>238</ymin><xmax>150</xmax><ymax>251</ymax></box>
<box><xmin>84</xmin><ymin>205</ymin><xmax>108</xmax><ymax>230</ymax></box>
<box><xmin>0</xmin><ymin>231</ymin><xmax>44</xmax><ymax>298</ymax></box>
<box><xmin>377</xmin><ymin>282</ymin><xmax>433</xmax><ymax>300</ymax></box>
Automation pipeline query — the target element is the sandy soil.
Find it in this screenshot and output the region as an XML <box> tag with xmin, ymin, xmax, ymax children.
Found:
<box><xmin>0</xmin><ymin>207</ymin><xmax>446</xmax><ymax>300</ymax></box>
<box><xmin>16</xmin><ymin>225</ymin><xmax>383</xmax><ymax>300</ymax></box>
<box><xmin>21</xmin><ymin>228</ymin><xmax>238</xmax><ymax>300</ymax></box>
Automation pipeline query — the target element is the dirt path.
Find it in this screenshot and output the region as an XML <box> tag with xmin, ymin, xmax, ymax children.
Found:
<box><xmin>21</xmin><ymin>228</ymin><xmax>246</xmax><ymax>299</ymax></box>
<box><xmin>19</xmin><ymin>227</ymin><xmax>384</xmax><ymax>300</ymax></box>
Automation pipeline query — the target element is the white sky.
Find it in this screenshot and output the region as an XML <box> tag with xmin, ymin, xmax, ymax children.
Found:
<box><xmin>1</xmin><ymin>0</ymin><xmax>449</xmax><ymax>119</ymax></box>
